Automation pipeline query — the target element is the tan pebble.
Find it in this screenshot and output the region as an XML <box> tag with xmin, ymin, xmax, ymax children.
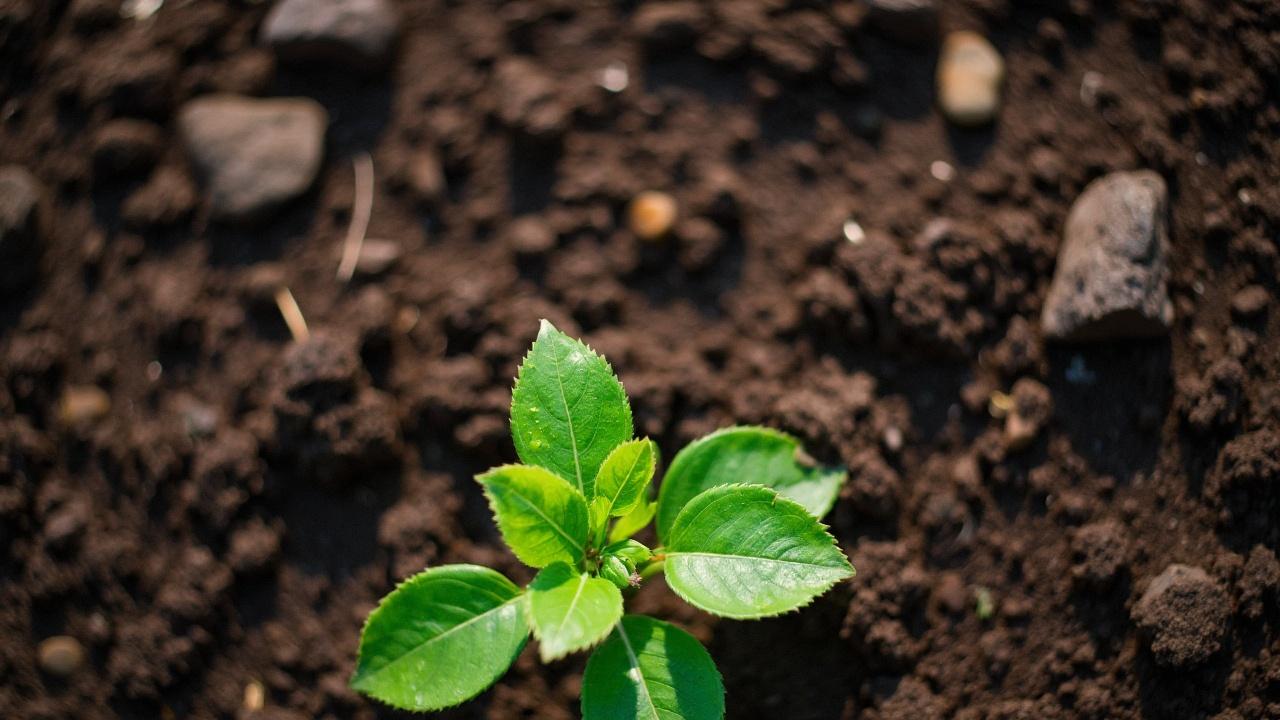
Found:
<box><xmin>243</xmin><ymin>679</ymin><xmax>266</xmax><ymax>710</ymax></box>
<box><xmin>58</xmin><ymin>386</ymin><xmax>110</xmax><ymax>426</ymax></box>
<box><xmin>1004</xmin><ymin>411</ymin><xmax>1038</xmax><ymax>451</ymax></box>
<box><xmin>38</xmin><ymin>636</ymin><xmax>85</xmax><ymax>677</ymax></box>
<box><xmin>355</xmin><ymin>239</ymin><xmax>401</xmax><ymax>276</ymax></box>
<box><xmin>627</xmin><ymin>191</ymin><xmax>677</xmax><ymax>241</ymax></box>
<box><xmin>937</xmin><ymin>31</ymin><xmax>1004</xmax><ymax>126</ymax></box>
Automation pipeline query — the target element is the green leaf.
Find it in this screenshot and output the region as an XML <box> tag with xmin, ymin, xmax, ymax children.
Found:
<box><xmin>655</xmin><ymin>426</ymin><xmax>845</xmax><ymax>541</ymax></box>
<box><xmin>351</xmin><ymin>565</ymin><xmax>529</xmax><ymax>711</ymax></box>
<box><xmin>511</xmin><ymin>320</ymin><xmax>634</xmax><ymax>497</ymax></box>
<box><xmin>663</xmin><ymin>484</ymin><xmax>854</xmax><ymax>619</ymax></box>
<box><xmin>582</xmin><ymin>615</ymin><xmax>724</xmax><ymax>720</ymax></box>
<box><xmin>527</xmin><ymin>563</ymin><xmax>624</xmax><ymax>661</ymax></box>
<box><xmin>608</xmin><ymin>498</ymin><xmax>656</xmax><ymax>544</ymax></box>
<box><xmin>594</xmin><ymin>439</ymin><xmax>658</xmax><ymax>519</ymax></box>
<box><xmin>478</xmin><ymin>464</ymin><xmax>589</xmax><ymax>568</ymax></box>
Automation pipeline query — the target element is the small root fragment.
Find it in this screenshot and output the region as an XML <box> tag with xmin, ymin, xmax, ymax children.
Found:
<box><xmin>274</xmin><ymin>286</ymin><xmax>310</xmax><ymax>343</ymax></box>
<box><xmin>337</xmin><ymin>153</ymin><xmax>375</xmax><ymax>282</ymax></box>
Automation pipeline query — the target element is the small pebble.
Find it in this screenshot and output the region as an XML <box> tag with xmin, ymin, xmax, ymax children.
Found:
<box><xmin>244</xmin><ymin>679</ymin><xmax>266</xmax><ymax>710</ymax></box>
<box><xmin>355</xmin><ymin>239</ymin><xmax>401</xmax><ymax>276</ymax></box>
<box><xmin>627</xmin><ymin>191</ymin><xmax>677</xmax><ymax>241</ymax></box>
<box><xmin>842</xmin><ymin>218</ymin><xmax>866</xmax><ymax>245</ymax></box>
<box><xmin>882</xmin><ymin>426</ymin><xmax>903</xmax><ymax>453</ymax></box>
<box><xmin>261</xmin><ymin>0</ymin><xmax>399</xmax><ymax>70</ymax></box>
<box><xmin>597</xmin><ymin>61</ymin><xmax>629</xmax><ymax>93</ymax></box>
<box><xmin>929</xmin><ymin>160</ymin><xmax>955</xmax><ymax>182</ymax></box>
<box><xmin>38</xmin><ymin>636</ymin><xmax>86</xmax><ymax>677</ymax></box>
<box><xmin>937</xmin><ymin>31</ymin><xmax>1004</xmax><ymax>126</ymax></box>
<box><xmin>507</xmin><ymin>216</ymin><xmax>556</xmax><ymax>256</ymax></box>
<box><xmin>1230</xmin><ymin>285</ymin><xmax>1269</xmax><ymax>318</ymax></box>
<box><xmin>58</xmin><ymin>385</ymin><xmax>111</xmax><ymax>426</ymax></box>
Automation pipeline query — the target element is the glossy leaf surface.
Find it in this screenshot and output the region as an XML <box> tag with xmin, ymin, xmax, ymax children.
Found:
<box><xmin>351</xmin><ymin>565</ymin><xmax>529</xmax><ymax>711</ymax></box>
<box><xmin>655</xmin><ymin>426</ymin><xmax>845</xmax><ymax>540</ymax></box>
<box><xmin>664</xmin><ymin>485</ymin><xmax>854</xmax><ymax>619</ymax></box>
<box><xmin>511</xmin><ymin>320</ymin><xmax>633</xmax><ymax>496</ymax></box>
<box><xmin>581</xmin><ymin>615</ymin><xmax>724</xmax><ymax>720</ymax></box>
<box><xmin>478</xmin><ymin>464</ymin><xmax>588</xmax><ymax>568</ymax></box>
<box><xmin>593</xmin><ymin>439</ymin><xmax>658</xmax><ymax>519</ymax></box>
<box><xmin>527</xmin><ymin>563</ymin><xmax>624</xmax><ymax>661</ymax></box>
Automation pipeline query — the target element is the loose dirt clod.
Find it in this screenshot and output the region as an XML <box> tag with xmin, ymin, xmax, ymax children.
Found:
<box><xmin>1132</xmin><ymin>564</ymin><xmax>1229</xmax><ymax>667</ymax></box>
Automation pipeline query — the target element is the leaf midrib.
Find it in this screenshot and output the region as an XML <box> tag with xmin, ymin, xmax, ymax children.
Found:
<box><xmin>549</xmin><ymin>345</ymin><xmax>585</xmax><ymax>494</ymax></box>
<box><xmin>357</xmin><ymin>596</ymin><xmax>523</xmax><ymax>686</ymax></box>
<box><xmin>501</xmin><ymin>482</ymin><xmax>584</xmax><ymax>557</ymax></box>
<box><xmin>666</xmin><ymin>550</ymin><xmax>848</xmax><ymax>571</ymax></box>
<box><xmin>600</xmin><ymin>443</ymin><xmax>647</xmax><ymax>515</ymax></box>
<box><xmin>616</xmin><ymin>624</ymin><xmax>660</xmax><ymax>720</ymax></box>
<box><xmin>553</xmin><ymin>573</ymin><xmax>589</xmax><ymax>642</ymax></box>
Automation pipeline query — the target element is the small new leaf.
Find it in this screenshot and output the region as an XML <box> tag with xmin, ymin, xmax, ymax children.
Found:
<box><xmin>582</xmin><ymin>615</ymin><xmax>724</xmax><ymax>720</ymax></box>
<box><xmin>664</xmin><ymin>484</ymin><xmax>854</xmax><ymax>619</ymax></box>
<box><xmin>594</xmin><ymin>438</ymin><xmax>658</xmax><ymax>519</ymax></box>
<box><xmin>655</xmin><ymin>426</ymin><xmax>845</xmax><ymax>541</ymax></box>
<box><xmin>527</xmin><ymin>563</ymin><xmax>624</xmax><ymax>661</ymax></box>
<box><xmin>351</xmin><ymin>565</ymin><xmax>529</xmax><ymax>711</ymax></box>
<box><xmin>478</xmin><ymin>464</ymin><xmax>589</xmax><ymax>568</ymax></box>
<box><xmin>511</xmin><ymin>320</ymin><xmax>634</xmax><ymax>497</ymax></box>
<box><xmin>608</xmin><ymin>498</ymin><xmax>656</xmax><ymax>544</ymax></box>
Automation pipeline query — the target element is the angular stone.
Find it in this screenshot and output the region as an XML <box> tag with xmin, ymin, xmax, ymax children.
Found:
<box><xmin>0</xmin><ymin>165</ymin><xmax>45</xmax><ymax>292</ymax></box>
<box><xmin>178</xmin><ymin>95</ymin><xmax>327</xmax><ymax>224</ymax></box>
<box><xmin>261</xmin><ymin>0</ymin><xmax>398</xmax><ymax>70</ymax></box>
<box><xmin>937</xmin><ymin>31</ymin><xmax>1003</xmax><ymax>126</ymax></box>
<box><xmin>1041</xmin><ymin>170</ymin><xmax>1173</xmax><ymax>341</ymax></box>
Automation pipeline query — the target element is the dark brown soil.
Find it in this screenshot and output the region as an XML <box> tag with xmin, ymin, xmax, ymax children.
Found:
<box><xmin>3</xmin><ymin>1</ymin><xmax>1279</xmax><ymax>719</ymax></box>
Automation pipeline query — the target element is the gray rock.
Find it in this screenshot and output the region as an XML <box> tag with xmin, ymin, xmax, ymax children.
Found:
<box><xmin>0</xmin><ymin>166</ymin><xmax>45</xmax><ymax>292</ymax></box>
<box><xmin>178</xmin><ymin>95</ymin><xmax>327</xmax><ymax>224</ymax></box>
<box><xmin>261</xmin><ymin>0</ymin><xmax>398</xmax><ymax>70</ymax></box>
<box><xmin>866</xmin><ymin>0</ymin><xmax>938</xmax><ymax>46</ymax></box>
<box><xmin>1132</xmin><ymin>564</ymin><xmax>1229</xmax><ymax>667</ymax></box>
<box><xmin>1041</xmin><ymin>170</ymin><xmax>1173</xmax><ymax>341</ymax></box>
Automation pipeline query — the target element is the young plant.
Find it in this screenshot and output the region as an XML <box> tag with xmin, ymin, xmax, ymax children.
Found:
<box><xmin>351</xmin><ymin>321</ymin><xmax>855</xmax><ymax>718</ymax></box>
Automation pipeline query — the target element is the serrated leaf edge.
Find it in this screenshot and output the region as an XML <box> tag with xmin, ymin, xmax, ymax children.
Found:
<box><xmin>655</xmin><ymin>425</ymin><xmax>846</xmax><ymax>540</ymax></box>
<box><xmin>580</xmin><ymin>615</ymin><xmax>726</xmax><ymax>720</ymax></box>
<box><xmin>664</xmin><ymin>483</ymin><xmax>855</xmax><ymax>620</ymax></box>
<box><xmin>524</xmin><ymin>568</ymin><xmax>624</xmax><ymax>662</ymax></box>
<box><xmin>350</xmin><ymin>565</ymin><xmax>529</xmax><ymax>711</ymax></box>
<box><xmin>510</xmin><ymin>319</ymin><xmax>635</xmax><ymax>495</ymax></box>
<box><xmin>477</xmin><ymin>464</ymin><xmax>590</xmax><ymax>567</ymax></box>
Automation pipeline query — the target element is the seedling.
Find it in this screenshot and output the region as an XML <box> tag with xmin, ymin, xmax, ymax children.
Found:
<box><xmin>351</xmin><ymin>321</ymin><xmax>855</xmax><ymax>718</ymax></box>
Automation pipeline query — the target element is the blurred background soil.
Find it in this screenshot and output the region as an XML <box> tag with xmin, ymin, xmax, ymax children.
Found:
<box><xmin>1</xmin><ymin>0</ymin><xmax>1279</xmax><ymax>718</ymax></box>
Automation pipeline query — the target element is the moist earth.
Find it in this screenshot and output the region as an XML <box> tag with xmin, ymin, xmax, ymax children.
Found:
<box><xmin>2</xmin><ymin>1</ymin><xmax>1279</xmax><ymax>719</ymax></box>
